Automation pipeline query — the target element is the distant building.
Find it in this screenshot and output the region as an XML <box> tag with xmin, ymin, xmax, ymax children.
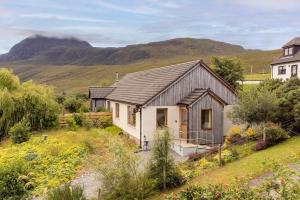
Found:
<box><xmin>271</xmin><ymin>37</ymin><xmax>300</xmax><ymax>80</ymax></box>
<box><xmin>88</xmin><ymin>87</ymin><xmax>114</xmax><ymax>112</ymax></box>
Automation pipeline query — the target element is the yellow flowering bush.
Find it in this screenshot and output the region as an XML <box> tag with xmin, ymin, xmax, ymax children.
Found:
<box><xmin>245</xmin><ymin>128</ymin><xmax>255</xmax><ymax>138</ymax></box>
<box><xmin>197</xmin><ymin>158</ymin><xmax>215</xmax><ymax>169</ymax></box>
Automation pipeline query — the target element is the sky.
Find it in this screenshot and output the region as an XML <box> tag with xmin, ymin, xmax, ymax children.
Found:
<box><xmin>0</xmin><ymin>0</ymin><xmax>300</xmax><ymax>53</ymax></box>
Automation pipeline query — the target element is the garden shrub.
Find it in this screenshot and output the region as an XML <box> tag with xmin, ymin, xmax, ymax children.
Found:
<box><xmin>214</xmin><ymin>149</ymin><xmax>239</xmax><ymax>164</ymax></box>
<box><xmin>264</xmin><ymin>123</ymin><xmax>289</xmax><ymax>145</ymax></box>
<box><xmin>83</xmin><ymin>118</ymin><xmax>93</xmax><ymax>130</ymax></box>
<box><xmin>63</xmin><ymin>96</ymin><xmax>83</xmax><ymax>113</ymax></box>
<box><xmin>99</xmin><ymin>116</ymin><xmax>113</xmax><ymax>128</ymax></box>
<box><xmin>73</xmin><ymin>113</ymin><xmax>86</xmax><ymax>127</ymax></box>
<box><xmin>198</xmin><ymin>158</ymin><xmax>215</xmax><ymax>169</ymax></box>
<box><xmin>9</xmin><ymin>119</ymin><xmax>31</xmax><ymax>144</ymax></box>
<box><xmin>46</xmin><ymin>184</ymin><xmax>86</xmax><ymax>200</ymax></box>
<box><xmin>148</xmin><ymin>129</ymin><xmax>185</xmax><ymax>190</ymax></box>
<box><xmin>254</xmin><ymin>139</ymin><xmax>268</xmax><ymax>151</ymax></box>
<box><xmin>226</xmin><ymin>126</ymin><xmax>244</xmax><ymax>144</ymax></box>
<box><xmin>96</xmin><ymin>106</ymin><xmax>108</xmax><ymax>112</ymax></box>
<box><xmin>66</xmin><ymin>118</ymin><xmax>78</xmax><ymax>130</ymax></box>
<box><xmin>98</xmin><ymin>140</ymin><xmax>155</xmax><ymax>200</ymax></box>
<box><xmin>166</xmin><ymin>163</ymin><xmax>300</xmax><ymax>200</ymax></box>
<box><xmin>0</xmin><ymin>160</ymin><xmax>29</xmax><ymax>200</ymax></box>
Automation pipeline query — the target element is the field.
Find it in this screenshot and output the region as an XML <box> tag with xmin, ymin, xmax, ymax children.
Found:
<box><xmin>1</xmin><ymin>49</ymin><xmax>280</xmax><ymax>94</ymax></box>
<box><xmin>151</xmin><ymin>136</ymin><xmax>300</xmax><ymax>199</ymax></box>
<box><xmin>0</xmin><ymin>127</ymin><xmax>134</xmax><ymax>197</ymax></box>
<box><xmin>244</xmin><ymin>73</ymin><xmax>270</xmax><ymax>80</ymax></box>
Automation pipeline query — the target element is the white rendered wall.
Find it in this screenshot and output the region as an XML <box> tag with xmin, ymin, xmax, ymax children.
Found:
<box><xmin>271</xmin><ymin>62</ymin><xmax>300</xmax><ymax>80</ymax></box>
<box><xmin>141</xmin><ymin>106</ymin><xmax>180</xmax><ymax>145</ymax></box>
<box><xmin>110</xmin><ymin>101</ymin><xmax>141</xmax><ymax>142</ymax></box>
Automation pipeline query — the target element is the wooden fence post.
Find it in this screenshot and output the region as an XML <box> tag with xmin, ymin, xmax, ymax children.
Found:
<box><xmin>218</xmin><ymin>144</ymin><xmax>222</xmax><ymax>166</ymax></box>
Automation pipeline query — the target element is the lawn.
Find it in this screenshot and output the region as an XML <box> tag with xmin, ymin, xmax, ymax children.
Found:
<box><xmin>151</xmin><ymin>136</ymin><xmax>300</xmax><ymax>199</ymax></box>
<box><xmin>244</xmin><ymin>73</ymin><xmax>270</xmax><ymax>80</ymax></box>
<box><xmin>0</xmin><ymin>127</ymin><xmax>131</xmax><ymax>196</ymax></box>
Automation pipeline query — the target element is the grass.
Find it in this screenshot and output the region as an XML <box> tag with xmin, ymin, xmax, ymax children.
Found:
<box><xmin>244</xmin><ymin>73</ymin><xmax>270</xmax><ymax>80</ymax></box>
<box><xmin>0</xmin><ymin>126</ymin><xmax>131</xmax><ymax>196</ymax></box>
<box><xmin>151</xmin><ymin>136</ymin><xmax>300</xmax><ymax>199</ymax></box>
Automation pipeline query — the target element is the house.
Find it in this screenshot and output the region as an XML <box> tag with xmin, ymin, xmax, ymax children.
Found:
<box><xmin>90</xmin><ymin>60</ymin><xmax>236</xmax><ymax>156</ymax></box>
<box><xmin>271</xmin><ymin>37</ymin><xmax>300</xmax><ymax>80</ymax></box>
<box><xmin>88</xmin><ymin>86</ymin><xmax>114</xmax><ymax>112</ymax></box>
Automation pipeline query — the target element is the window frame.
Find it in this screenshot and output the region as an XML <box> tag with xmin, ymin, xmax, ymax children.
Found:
<box><xmin>115</xmin><ymin>103</ymin><xmax>119</xmax><ymax>118</ymax></box>
<box><xmin>291</xmin><ymin>65</ymin><xmax>298</xmax><ymax>77</ymax></box>
<box><xmin>201</xmin><ymin>109</ymin><xmax>212</xmax><ymax>130</ymax></box>
<box><xmin>156</xmin><ymin>108</ymin><xmax>168</xmax><ymax>128</ymax></box>
<box><xmin>127</xmin><ymin>105</ymin><xmax>136</xmax><ymax>127</ymax></box>
<box><xmin>284</xmin><ymin>48</ymin><xmax>289</xmax><ymax>56</ymax></box>
<box><xmin>288</xmin><ymin>47</ymin><xmax>293</xmax><ymax>55</ymax></box>
<box><xmin>278</xmin><ymin>66</ymin><xmax>286</xmax><ymax>75</ymax></box>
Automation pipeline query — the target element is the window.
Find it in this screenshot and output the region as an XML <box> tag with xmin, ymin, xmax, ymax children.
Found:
<box><xmin>289</xmin><ymin>47</ymin><xmax>293</xmax><ymax>55</ymax></box>
<box><xmin>284</xmin><ymin>48</ymin><xmax>289</xmax><ymax>56</ymax></box>
<box><xmin>278</xmin><ymin>66</ymin><xmax>286</xmax><ymax>75</ymax></box>
<box><xmin>157</xmin><ymin>108</ymin><xmax>168</xmax><ymax>128</ymax></box>
<box><xmin>284</xmin><ymin>48</ymin><xmax>293</xmax><ymax>56</ymax></box>
<box><xmin>115</xmin><ymin>103</ymin><xmax>119</xmax><ymax>118</ymax></box>
<box><xmin>127</xmin><ymin>105</ymin><xmax>136</xmax><ymax>126</ymax></box>
<box><xmin>292</xmin><ymin>65</ymin><xmax>298</xmax><ymax>77</ymax></box>
<box><xmin>201</xmin><ymin>109</ymin><xmax>212</xmax><ymax>130</ymax></box>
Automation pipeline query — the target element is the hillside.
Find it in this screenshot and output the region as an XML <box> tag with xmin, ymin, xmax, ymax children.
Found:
<box><xmin>0</xmin><ymin>35</ymin><xmax>282</xmax><ymax>93</ymax></box>
<box><xmin>0</xmin><ymin>35</ymin><xmax>249</xmax><ymax>65</ymax></box>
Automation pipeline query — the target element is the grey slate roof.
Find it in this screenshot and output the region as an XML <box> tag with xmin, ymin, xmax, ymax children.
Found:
<box><xmin>177</xmin><ymin>88</ymin><xmax>227</xmax><ymax>106</ymax></box>
<box><xmin>271</xmin><ymin>51</ymin><xmax>300</xmax><ymax>65</ymax></box>
<box><xmin>106</xmin><ymin>60</ymin><xmax>200</xmax><ymax>105</ymax></box>
<box><xmin>177</xmin><ymin>88</ymin><xmax>207</xmax><ymax>105</ymax></box>
<box><xmin>89</xmin><ymin>87</ymin><xmax>115</xmax><ymax>99</ymax></box>
<box><xmin>283</xmin><ymin>37</ymin><xmax>300</xmax><ymax>48</ymax></box>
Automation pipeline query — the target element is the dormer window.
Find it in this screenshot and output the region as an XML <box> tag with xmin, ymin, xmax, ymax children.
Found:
<box><xmin>284</xmin><ymin>47</ymin><xmax>293</xmax><ymax>56</ymax></box>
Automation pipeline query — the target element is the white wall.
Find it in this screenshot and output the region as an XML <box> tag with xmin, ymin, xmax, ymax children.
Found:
<box><xmin>109</xmin><ymin>101</ymin><xmax>180</xmax><ymax>147</ymax></box>
<box><xmin>142</xmin><ymin>106</ymin><xmax>180</xmax><ymax>145</ymax></box>
<box><xmin>271</xmin><ymin>62</ymin><xmax>300</xmax><ymax>80</ymax></box>
<box><xmin>110</xmin><ymin>101</ymin><xmax>141</xmax><ymax>143</ymax></box>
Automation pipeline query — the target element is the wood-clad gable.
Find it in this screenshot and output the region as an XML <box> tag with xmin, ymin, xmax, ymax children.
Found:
<box><xmin>146</xmin><ymin>62</ymin><xmax>236</xmax><ymax>107</ymax></box>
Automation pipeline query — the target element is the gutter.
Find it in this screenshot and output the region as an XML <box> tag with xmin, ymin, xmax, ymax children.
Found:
<box><xmin>137</xmin><ymin>106</ymin><xmax>143</xmax><ymax>148</ymax></box>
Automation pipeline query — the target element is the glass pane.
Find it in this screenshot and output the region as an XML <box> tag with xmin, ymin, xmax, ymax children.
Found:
<box><xmin>157</xmin><ymin>109</ymin><xmax>167</xmax><ymax>127</ymax></box>
<box><xmin>201</xmin><ymin>110</ymin><xmax>212</xmax><ymax>129</ymax></box>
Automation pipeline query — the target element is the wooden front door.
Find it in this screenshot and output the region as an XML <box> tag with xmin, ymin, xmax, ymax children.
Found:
<box><xmin>179</xmin><ymin>106</ymin><xmax>188</xmax><ymax>140</ymax></box>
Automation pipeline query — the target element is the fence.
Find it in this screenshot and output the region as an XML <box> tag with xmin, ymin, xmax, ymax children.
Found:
<box><xmin>59</xmin><ymin>112</ymin><xmax>111</xmax><ymax>127</ymax></box>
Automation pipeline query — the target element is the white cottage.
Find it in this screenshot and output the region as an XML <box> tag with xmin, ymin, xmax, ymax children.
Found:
<box><xmin>90</xmin><ymin>60</ymin><xmax>236</xmax><ymax>156</ymax></box>
<box><xmin>271</xmin><ymin>37</ymin><xmax>300</xmax><ymax>80</ymax></box>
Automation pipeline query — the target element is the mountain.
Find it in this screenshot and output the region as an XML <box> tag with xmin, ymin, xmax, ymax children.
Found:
<box><xmin>0</xmin><ymin>35</ymin><xmax>281</xmax><ymax>93</ymax></box>
<box><xmin>0</xmin><ymin>35</ymin><xmax>250</xmax><ymax>65</ymax></box>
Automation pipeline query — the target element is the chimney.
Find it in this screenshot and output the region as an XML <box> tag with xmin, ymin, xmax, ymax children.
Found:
<box><xmin>115</xmin><ymin>72</ymin><xmax>119</xmax><ymax>82</ymax></box>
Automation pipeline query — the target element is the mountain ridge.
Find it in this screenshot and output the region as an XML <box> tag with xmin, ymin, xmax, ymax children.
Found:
<box><xmin>0</xmin><ymin>35</ymin><xmax>257</xmax><ymax>66</ymax></box>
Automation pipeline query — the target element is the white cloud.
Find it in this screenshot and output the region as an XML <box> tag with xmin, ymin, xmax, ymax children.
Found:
<box><xmin>20</xmin><ymin>13</ymin><xmax>115</xmax><ymax>23</ymax></box>
<box><xmin>230</xmin><ymin>0</ymin><xmax>300</xmax><ymax>11</ymax></box>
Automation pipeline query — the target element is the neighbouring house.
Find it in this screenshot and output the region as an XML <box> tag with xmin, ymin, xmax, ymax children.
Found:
<box><xmin>90</xmin><ymin>60</ymin><xmax>236</xmax><ymax>156</ymax></box>
<box><xmin>271</xmin><ymin>37</ymin><xmax>300</xmax><ymax>80</ymax></box>
<box><xmin>88</xmin><ymin>86</ymin><xmax>114</xmax><ymax>112</ymax></box>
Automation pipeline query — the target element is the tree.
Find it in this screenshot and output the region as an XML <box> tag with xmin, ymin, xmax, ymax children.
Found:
<box><xmin>0</xmin><ymin>69</ymin><xmax>59</xmax><ymax>138</ymax></box>
<box><xmin>148</xmin><ymin>129</ymin><xmax>183</xmax><ymax>190</ymax></box>
<box><xmin>229</xmin><ymin>86</ymin><xmax>278</xmax><ymax>125</ymax></box>
<box><xmin>212</xmin><ymin>57</ymin><xmax>244</xmax><ymax>90</ymax></box>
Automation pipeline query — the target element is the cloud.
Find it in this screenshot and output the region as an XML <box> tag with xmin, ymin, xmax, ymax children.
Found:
<box><xmin>230</xmin><ymin>0</ymin><xmax>300</xmax><ymax>11</ymax></box>
<box><xmin>20</xmin><ymin>13</ymin><xmax>115</xmax><ymax>23</ymax></box>
<box><xmin>93</xmin><ymin>0</ymin><xmax>161</xmax><ymax>15</ymax></box>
